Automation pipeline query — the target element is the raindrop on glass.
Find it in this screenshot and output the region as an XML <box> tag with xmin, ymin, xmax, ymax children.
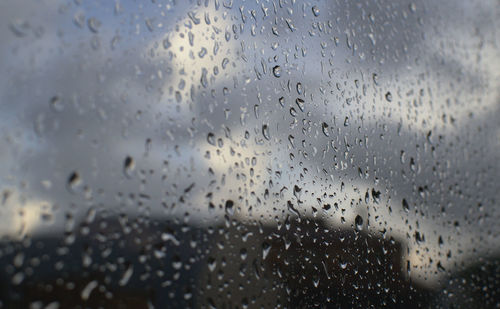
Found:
<box><xmin>385</xmin><ymin>92</ymin><xmax>393</xmax><ymax>102</ymax></box>
<box><xmin>321</xmin><ymin>122</ymin><xmax>329</xmax><ymax>136</ymax></box>
<box><xmin>355</xmin><ymin>215</ymin><xmax>364</xmax><ymax>231</ymax></box>
<box><xmin>272</xmin><ymin>65</ymin><xmax>282</xmax><ymax>78</ymax></box>
<box><xmin>123</xmin><ymin>156</ymin><xmax>135</xmax><ymax>178</ymax></box>
<box><xmin>207</xmin><ymin>132</ymin><xmax>216</xmax><ymax>146</ymax></box>
<box><xmin>262</xmin><ymin>124</ymin><xmax>270</xmax><ymax>140</ymax></box>
<box><xmin>312</xmin><ymin>6</ymin><xmax>320</xmax><ymax>17</ymax></box>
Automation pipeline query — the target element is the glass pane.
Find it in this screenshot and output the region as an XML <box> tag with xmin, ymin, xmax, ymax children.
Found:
<box><xmin>0</xmin><ymin>0</ymin><xmax>498</xmax><ymax>308</ymax></box>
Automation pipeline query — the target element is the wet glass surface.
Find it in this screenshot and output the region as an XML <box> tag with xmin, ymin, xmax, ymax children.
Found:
<box><xmin>0</xmin><ymin>0</ymin><xmax>499</xmax><ymax>308</ymax></box>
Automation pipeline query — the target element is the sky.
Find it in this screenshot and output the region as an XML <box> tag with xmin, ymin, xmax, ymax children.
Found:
<box><xmin>0</xmin><ymin>0</ymin><xmax>499</xmax><ymax>288</ymax></box>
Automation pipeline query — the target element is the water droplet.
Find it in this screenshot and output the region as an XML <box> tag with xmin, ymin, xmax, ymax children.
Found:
<box><xmin>288</xmin><ymin>134</ymin><xmax>295</xmax><ymax>148</ymax></box>
<box><xmin>240</xmin><ymin>248</ymin><xmax>248</xmax><ymax>260</ymax></box>
<box><xmin>321</xmin><ymin>122</ymin><xmax>329</xmax><ymax>136</ymax></box>
<box><xmin>385</xmin><ymin>92</ymin><xmax>393</xmax><ymax>102</ymax></box>
<box><xmin>172</xmin><ymin>255</ymin><xmax>183</xmax><ymax>270</ymax></box>
<box><xmin>295</xmin><ymin>98</ymin><xmax>305</xmax><ymax>112</ymax></box>
<box><xmin>81</xmin><ymin>280</ymin><xmax>98</xmax><ymax>300</ymax></box>
<box><xmin>207</xmin><ymin>132</ymin><xmax>216</xmax><ymax>146</ymax></box>
<box><xmin>293</xmin><ymin>185</ymin><xmax>302</xmax><ymax>201</ymax></box>
<box><xmin>410</xmin><ymin>157</ymin><xmax>417</xmax><ymax>172</ymax></box>
<box><xmin>145</xmin><ymin>138</ymin><xmax>152</xmax><ymax>154</ymax></box>
<box><xmin>355</xmin><ymin>215</ymin><xmax>363</xmax><ymax>230</ymax></box>
<box><xmin>11</xmin><ymin>272</ymin><xmax>24</xmax><ymax>285</ymax></box>
<box><xmin>278</xmin><ymin>96</ymin><xmax>285</xmax><ymax>107</ymax></box>
<box><xmin>123</xmin><ymin>156</ymin><xmax>135</xmax><ymax>178</ymax></box>
<box><xmin>296</xmin><ymin>83</ymin><xmax>303</xmax><ymax>95</ymax></box>
<box><xmin>145</xmin><ymin>18</ymin><xmax>154</xmax><ymax>32</ymax></box>
<box><xmin>49</xmin><ymin>96</ymin><xmax>64</xmax><ymax>112</ymax></box>
<box><xmin>87</xmin><ymin>17</ymin><xmax>101</xmax><ymax>33</ymax></box>
<box><xmin>161</xmin><ymin>230</ymin><xmax>180</xmax><ymax>246</ymax></box>
<box><xmin>312</xmin><ymin>6</ymin><xmax>320</xmax><ymax>17</ymax></box>
<box><xmin>415</xmin><ymin>231</ymin><xmax>425</xmax><ymax>243</ymax></box>
<box><xmin>402</xmin><ymin>198</ymin><xmax>410</xmax><ymax>212</ymax></box>
<box><xmin>262</xmin><ymin>242</ymin><xmax>271</xmax><ymax>260</ymax></box>
<box><xmin>225</xmin><ymin>200</ymin><xmax>234</xmax><ymax>215</ymax></box>
<box><xmin>371</xmin><ymin>189</ymin><xmax>381</xmax><ymax>204</ymax></box>
<box><xmin>272</xmin><ymin>65</ymin><xmax>281</xmax><ymax>78</ymax></box>
<box><xmin>313</xmin><ymin>276</ymin><xmax>320</xmax><ymax>287</ymax></box>
<box><xmin>184</xmin><ymin>291</ymin><xmax>193</xmax><ymax>300</ymax></box>
<box><xmin>67</xmin><ymin>171</ymin><xmax>81</xmax><ymax>192</ymax></box>
<box><xmin>119</xmin><ymin>264</ymin><xmax>134</xmax><ymax>286</ymax></box>
<box><xmin>208</xmin><ymin>257</ymin><xmax>216</xmax><ymax>272</ymax></box>
<box><xmin>262</xmin><ymin>124</ymin><xmax>270</xmax><ymax>140</ymax></box>
<box><xmin>340</xmin><ymin>261</ymin><xmax>348</xmax><ymax>269</ymax></box>
<box><xmin>45</xmin><ymin>302</ymin><xmax>60</xmax><ymax>309</ymax></box>
<box><xmin>9</xmin><ymin>20</ymin><xmax>30</xmax><ymax>37</ymax></box>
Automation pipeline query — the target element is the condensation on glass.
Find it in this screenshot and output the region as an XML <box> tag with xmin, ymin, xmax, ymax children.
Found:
<box><xmin>0</xmin><ymin>0</ymin><xmax>498</xmax><ymax>308</ymax></box>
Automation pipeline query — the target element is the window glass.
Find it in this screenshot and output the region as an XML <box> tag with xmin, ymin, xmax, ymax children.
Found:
<box><xmin>0</xmin><ymin>0</ymin><xmax>498</xmax><ymax>308</ymax></box>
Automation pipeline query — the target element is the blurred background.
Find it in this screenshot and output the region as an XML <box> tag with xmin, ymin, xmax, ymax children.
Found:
<box><xmin>0</xmin><ymin>0</ymin><xmax>499</xmax><ymax>308</ymax></box>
